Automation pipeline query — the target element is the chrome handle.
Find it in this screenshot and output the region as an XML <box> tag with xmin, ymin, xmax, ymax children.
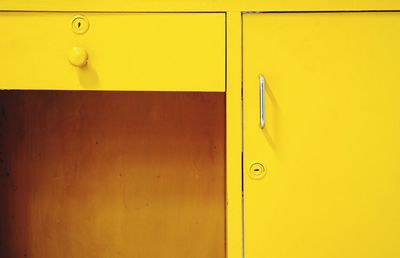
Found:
<box><xmin>259</xmin><ymin>75</ymin><xmax>265</xmax><ymax>129</ymax></box>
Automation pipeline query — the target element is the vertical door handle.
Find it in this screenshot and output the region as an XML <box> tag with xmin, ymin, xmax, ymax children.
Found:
<box><xmin>259</xmin><ymin>75</ymin><xmax>265</xmax><ymax>129</ymax></box>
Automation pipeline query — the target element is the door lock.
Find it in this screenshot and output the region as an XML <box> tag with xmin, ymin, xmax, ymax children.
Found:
<box><xmin>249</xmin><ymin>162</ymin><xmax>266</xmax><ymax>180</ymax></box>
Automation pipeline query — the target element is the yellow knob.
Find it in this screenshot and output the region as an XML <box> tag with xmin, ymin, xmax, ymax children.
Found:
<box><xmin>68</xmin><ymin>46</ymin><xmax>88</xmax><ymax>67</ymax></box>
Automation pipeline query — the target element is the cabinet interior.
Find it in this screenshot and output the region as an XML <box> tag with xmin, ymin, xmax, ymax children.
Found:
<box><xmin>0</xmin><ymin>91</ymin><xmax>226</xmax><ymax>258</ymax></box>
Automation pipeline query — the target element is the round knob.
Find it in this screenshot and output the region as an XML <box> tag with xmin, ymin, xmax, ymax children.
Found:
<box><xmin>68</xmin><ymin>47</ymin><xmax>88</xmax><ymax>67</ymax></box>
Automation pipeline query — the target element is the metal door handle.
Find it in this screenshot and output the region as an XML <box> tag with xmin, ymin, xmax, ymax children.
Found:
<box><xmin>259</xmin><ymin>75</ymin><xmax>265</xmax><ymax>129</ymax></box>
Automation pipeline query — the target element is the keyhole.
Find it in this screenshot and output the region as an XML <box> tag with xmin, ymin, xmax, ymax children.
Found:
<box><xmin>249</xmin><ymin>163</ymin><xmax>266</xmax><ymax>179</ymax></box>
<box><xmin>71</xmin><ymin>16</ymin><xmax>89</xmax><ymax>34</ymax></box>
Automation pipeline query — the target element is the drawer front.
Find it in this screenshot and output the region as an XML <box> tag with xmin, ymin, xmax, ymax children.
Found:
<box><xmin>0</xmin><ymin>12</ymin><xmax>225</xmax><ymax>91</ymax></box>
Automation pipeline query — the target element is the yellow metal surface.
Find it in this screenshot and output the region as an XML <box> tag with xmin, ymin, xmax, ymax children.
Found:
<box><xmin>244</xmin><ymin>12</ymin><xmax>400</xmax><ymax>258</ymax></box>
<box><xmin>225</xmin><ymin>12</ymin><xmax>243</xmax><ymax>258</ymax></box>
<box><xmin>0</xmin><ymin>12</ymin><xmax>225</xmax><ymax>91</ymax></box>
<box><xmin>1</xmin><ymin>0</ymin><xmax>400</xmax><ymax>12</ymax></box>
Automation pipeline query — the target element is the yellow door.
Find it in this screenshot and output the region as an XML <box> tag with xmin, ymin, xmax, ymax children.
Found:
<box><xmin>243</xmin><ymin>12</ymin><xmax>400</xmax><ymax>258</ymax></box>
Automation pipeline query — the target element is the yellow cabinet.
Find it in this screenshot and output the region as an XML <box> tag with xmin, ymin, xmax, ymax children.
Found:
<box><xmin>243</xmin><ymin>12</ymin><xmax>400</xmax><ymax>258</ymax></box>
<box><xmin>2</xmin><ymin>2</ymin><xmax>400</xmax><ymax>258</ymax></box>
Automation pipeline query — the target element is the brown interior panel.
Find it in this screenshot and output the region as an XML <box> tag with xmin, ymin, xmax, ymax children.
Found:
<box><xmin>0</xmin><ymin>91</ymin><xmax>225</xmax><ymax>258</ymax></box>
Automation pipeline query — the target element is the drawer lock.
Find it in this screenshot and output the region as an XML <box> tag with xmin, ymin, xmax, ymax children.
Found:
<box><xmin>71</xmin><ymin>15</ymin><xmax>90</xmax><ymax>34</ymax></box>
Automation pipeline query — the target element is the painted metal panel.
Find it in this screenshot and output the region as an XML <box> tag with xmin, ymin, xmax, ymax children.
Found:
<box><xmin>0</xmin><ymin>13</ymin><xmax>225</xmax><ymax>91</ymax></box>
<box><xmin>244</xmin><ymin>12</ymin><xmax>400</xmax><ymax>258</ymax></box>
<box><xmin>1</xmin><ymin>0</ymin><xmax>400</xmax><ymax>12</ymax></box>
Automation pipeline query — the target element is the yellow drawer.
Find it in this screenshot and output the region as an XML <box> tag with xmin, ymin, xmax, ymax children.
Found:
<box><xmin>0</xmin><ymin>12</ymin><xmax>225</xmax><ymax>91</ymax></box>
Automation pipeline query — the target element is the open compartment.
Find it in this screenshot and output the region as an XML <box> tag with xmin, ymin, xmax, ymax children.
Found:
<box><xmin>0</xmin><ymin>91</ymin><xmax>225</xmax><ymax>258</ymax></box>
